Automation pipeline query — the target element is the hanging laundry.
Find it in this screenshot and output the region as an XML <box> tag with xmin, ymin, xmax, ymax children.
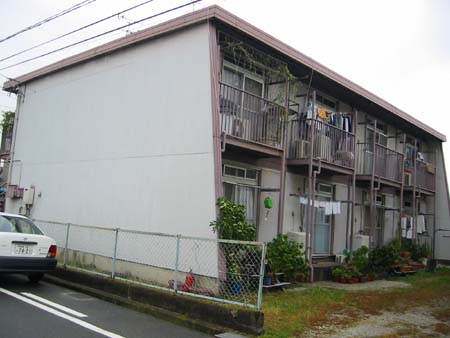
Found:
<box><xmin>416</xmin><ymin>215</ymin><xmax>426</xmax><ymax>234</ymax></box>
<box><xmin>317</xmin><ymin>107</ymin><xmax>327</xmax><ymax>120</ymax></box>
<box><xmin>324</xmin><ymin>202</ymin><xmax>333</xmax><ymax>215</ymax></box>
<box><xmin>299</xmin><ymin>196</ymin><xmax>307</xmax><ymax>205</ymax></box>
<box><xmin>332</xmin><ymin>202</ymin><xmax>341</xmax><ymax>215</ymax></box>
<box><xmin>406</xmin><ymin>228</ymin><xmax>413</xmax><ymax>239</ymax></box>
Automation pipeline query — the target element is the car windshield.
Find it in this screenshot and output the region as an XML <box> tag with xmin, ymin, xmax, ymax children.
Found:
<box><xmin>0</xmin><ymin>216</ymin><xmax>43</xmax><ymax>235</ymax></box>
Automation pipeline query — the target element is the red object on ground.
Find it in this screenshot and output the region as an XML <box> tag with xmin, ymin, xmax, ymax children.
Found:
<box><xmin>183</xmin><ymin>272</ymin><xmax>195</xmax><ymax>292</ymax></box>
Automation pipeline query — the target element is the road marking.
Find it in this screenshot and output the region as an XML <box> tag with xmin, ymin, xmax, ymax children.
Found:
<box><xmin>0</xmin><ymin>288</ymin><xmax>125</xmax><ymax>338</ymax></box>
<box><xmin>21</xmin><ymin>292</ymin><xmax>88</xmax><ymax>318</ymax></box>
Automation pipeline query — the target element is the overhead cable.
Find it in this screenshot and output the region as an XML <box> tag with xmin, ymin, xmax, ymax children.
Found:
<box><xmin>0</xmin><ymin>0</ymin><xmax>97</xmax><ymax>44</ymax></box>
<box><xmin>0</xmin><ymin>0</ymin><xmax>158</xmax><ymax>63</ymax></box>
<box><xmin>0</xmin><ymin>0</ymin><xmax>202</xmax><ymax>71</ymax></box>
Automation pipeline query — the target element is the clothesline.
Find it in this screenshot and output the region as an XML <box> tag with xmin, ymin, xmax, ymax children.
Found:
<box><xmin>299</xmin><ymin>196</ymin><xmax>341</xmax><ymax>215</ymax></box>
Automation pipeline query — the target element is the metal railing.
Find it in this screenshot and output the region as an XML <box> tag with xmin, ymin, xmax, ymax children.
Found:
<box><xmin>219</xmin><ymin>82</ymin><xmax>285</xmax><ymax>148</ymax></box>
<box><xmin>34</xmin><ymin>219</ymin><xmax>266</xmax><ymax>310</ymax></box>
<box><xmin>356</xmin><ymin>143</ymin><xmax>404</xmax><ymax>183</ymax></box>
<box><xmin>287</xmin><ymin>118</ymin><xmax>355</xmax><ymax>168</ymax></box>
<box><xmin>415</xmin><ymin>160</ymin><xmax>436</xmax><ymax>191</ymax></box>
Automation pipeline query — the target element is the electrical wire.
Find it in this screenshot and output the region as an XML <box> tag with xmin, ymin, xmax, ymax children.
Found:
<box><xmin>0</xmin><ymin>0</ymin><xmax>97</xmax><ymax>44</ymax></box>
<box><xmin>0</xmin><ymin>0</ymin><xmax>202</xmax><ymax>71</ymax></box>
<box><xmin>0</xmin><ymin>0</ymin><xmax>158</xmax><ymax>64</ymax></box>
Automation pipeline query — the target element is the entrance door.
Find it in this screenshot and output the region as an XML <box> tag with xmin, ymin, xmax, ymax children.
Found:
<box><xmin>313</xmin><ymin>195</ymin><xmax>331</xmax><ymax>255</ymax></box>
<box><xmin>374</xmin><ymin>207</ymin><xmax>384</xmax><ymax>247</ymax></box>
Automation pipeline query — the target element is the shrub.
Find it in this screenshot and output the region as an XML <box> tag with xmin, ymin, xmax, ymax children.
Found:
<box><xmin>352</xmin><ymin>246</ymin><xmax>369</xmax><ymax>272</ymax></box>
<box><xmin>267</xmin><ymin>234</ymin><xmax>307</xmax><ymax>279</ymax></box>
<box><xmin>368</xmin><ymin>240</ymin><xmax>401</xmax><ymax>273</ymax></box>
<box><xmin>210</xmin><ymin>198</ymin><xmax>256</xmax><ymax>241</ymax></box>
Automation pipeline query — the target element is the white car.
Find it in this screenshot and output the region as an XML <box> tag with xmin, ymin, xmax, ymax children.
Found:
<box><xmin>0</xmin><ymin>212</ymin><xmax>57</xmax><ymax>282</ymax></box>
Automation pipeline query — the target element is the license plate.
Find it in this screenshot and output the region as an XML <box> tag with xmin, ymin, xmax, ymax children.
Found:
<box><xmin>15</xmin><ymin>244</ymin><xmax>33</xmax><ymax>255</ymax></box>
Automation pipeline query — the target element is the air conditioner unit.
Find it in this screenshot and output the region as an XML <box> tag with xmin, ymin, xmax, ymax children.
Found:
<box><xmin>294</xmin><ymin>140</ymin><xmax>310</xmax><ymax>159</ymax></box>
<box><xmin>353</xmin><ymin>234</ymin><xmax>370</xmax><ymax>250</ymax></box>
<box><xmin>404</xmin><ymin>172</ymin><xmax>412</xmax><ymax>186</ymax></box>
<box><xmin>287</xmin><ymin>231</ymin><xmax>306</xmax><ymax>249</ymax></box>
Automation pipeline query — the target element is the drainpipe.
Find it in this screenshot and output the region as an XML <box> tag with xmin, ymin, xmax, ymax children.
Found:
<box><xmin>306</xmin><ymin>90</ymin><xmax>316</xmax><ymax>278</ymax></box>
<box><xmin>369</xmin><ymin>120</ymin><xmax>377</xmax><ymax>248</ymax></box>
<box><xmin>277</xmin><ymin>79</ymin><xmax>289</xmax><ymax>234</ymax></box>
<box><xmin>412</xmin><ymin>138</ymin><xmax>417</xmax><ymax>242</ymax></box>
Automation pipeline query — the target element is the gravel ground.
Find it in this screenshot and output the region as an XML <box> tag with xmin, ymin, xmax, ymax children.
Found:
<box><xmin>315</xmin><ymin>280</ymin><xmax>411</xmax><ymax>291</ymax></box>
<box><xmin>304</xmin><ymin>304</ymin><xmax>450</xmax><ymax>337</ymax></box>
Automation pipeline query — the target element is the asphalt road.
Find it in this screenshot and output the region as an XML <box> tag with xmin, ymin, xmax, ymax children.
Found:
<box><xmin>0</xmin><ymin>274</ymin><xmax>213</xmax><ymax>338</ymax></box>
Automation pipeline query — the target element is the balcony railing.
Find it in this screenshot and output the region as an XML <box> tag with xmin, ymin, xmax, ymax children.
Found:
<box><xmin>287</xmin><ymin>118</ymin><xmax>355</xmax><ymax>169</ymax></box>
<box><xmin>414</xmin><ymin>160</ymin><xmax>436</xmax><ymax>191</ymax></box>
<box><xmin>219</xmin><ymin>82</ymin><xmax>285</xmax><ymax>149</ymax></box>
<box><xmin>356</xmin><ymin>143</ymin><xmax>404</xmax><ymax>183</ymax></box>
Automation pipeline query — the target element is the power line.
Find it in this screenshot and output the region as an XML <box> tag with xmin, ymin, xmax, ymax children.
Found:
<box><xmin>0</xmin><ymin>0</ymin><xmax>202</xmax><ymax>72</ymax></box>
<box><xmin>0</xmin><ymin>0</ymin><xmax>97</xmax><ymax>44</ymax></box>
<box><xmin>0</xmin><ymin>0</ymin><xmax>158</xmax><ymax>64</ymax></box>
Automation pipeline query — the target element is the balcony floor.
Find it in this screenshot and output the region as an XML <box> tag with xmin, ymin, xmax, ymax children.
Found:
<box><xmin>223</xmin><ymin>134</ymin><xmax>284</xmax><ymax>158</ymax></box>
<box><xmin>403</xmin><ymin>185</ymin><xmax>435</xmax><ymax>195</ymax></box>
<box><xmin>356</xmin><ymin>175</ymin><xmax>402</xmax><ymax>189</ymax></box>
<box><xmin>286</xmin><ymin>158</ymin><xmax>354</xmax><ymax>176</ymax></box>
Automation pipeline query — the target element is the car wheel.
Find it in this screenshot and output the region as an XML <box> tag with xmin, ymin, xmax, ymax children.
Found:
<box><xmin>28</xmin><ymin>272</ymin><xmax>44</xmax><ymax>283</ymax></box>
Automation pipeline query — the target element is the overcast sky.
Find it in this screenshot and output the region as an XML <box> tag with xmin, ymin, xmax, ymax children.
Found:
<box><xmin>0</xmin><ymin>0</ymin><xmax>449</xmax><ymax>174</ymax></box>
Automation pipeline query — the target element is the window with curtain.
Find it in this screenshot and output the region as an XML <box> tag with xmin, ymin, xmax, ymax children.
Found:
<box><xmin>223</xmin><ymin>182</ymin><xmax>257</xmax><ymax>225</ymax></box>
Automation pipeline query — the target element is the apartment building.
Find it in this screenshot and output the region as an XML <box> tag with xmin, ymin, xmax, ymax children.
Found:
<box><xmin>2</xmin><ymin>6</ymin><xmax>449</xmax><ymax>276</ymax></box>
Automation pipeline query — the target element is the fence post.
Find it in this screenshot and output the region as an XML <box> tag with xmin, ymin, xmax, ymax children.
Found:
<box><xmin>63</xmin><ymin>223</ymin><xmax>71</xmax><ymax>269</ymax></box>
<box><xmin>111</xmin><ymin>228</ymin><xmax>119</xmax><ymax>279</ymax></box>
<box><xmin>173</xmin><ymin>234</ymin><xmax>181</xmax><ymax>293</ymax></box>
<box><xmin>256</xmin><ymin>242</ymin><xmax>267</xmax><ymax>311</ymax></box>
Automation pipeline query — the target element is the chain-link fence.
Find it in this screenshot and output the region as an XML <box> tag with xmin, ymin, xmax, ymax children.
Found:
<box><xmin>34</xmin><ymin>219</ymin><xmax>266</xmax><ymax>309</ymax></box>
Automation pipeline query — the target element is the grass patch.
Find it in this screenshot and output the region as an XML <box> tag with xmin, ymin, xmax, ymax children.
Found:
<box><xmin>261</xmin><ymin>268</ymin><xmax>450</xmax><ymax>337</ymax></box>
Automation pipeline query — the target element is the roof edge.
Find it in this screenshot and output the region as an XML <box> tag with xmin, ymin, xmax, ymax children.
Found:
<box><xmin>2</xmin><ymin>5</ymin><xmax>446</xmax><ymax>142</ymax></box>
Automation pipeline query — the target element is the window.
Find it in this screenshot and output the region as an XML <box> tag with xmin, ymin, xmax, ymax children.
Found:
<box><xmin>223</xmin><ymin>183</ymin><xmax>257</xmax><ymax>225</ymax></box>
<box><xmin>222</xmin><ymin>164</ymin><xmax>259</xmax><ymax>225</ymax></box>
<box><xmin>223</xmin><ymin>164</ymin><xmax>258</xmax><ymax>182</ymax></box>
<box><xmin>0</xmin><ymin>216</ymin><xmax>43</xmax><ymax>234</ymax></box>
<box><xmin>366</xmin><ymin>119</ymin><xmax>388</xmax><ymax>147</ymax></box>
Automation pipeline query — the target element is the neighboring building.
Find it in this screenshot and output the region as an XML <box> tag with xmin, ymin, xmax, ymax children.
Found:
<box><xmin>0</xmin><ymin>116</ymin><xmax>13</xmax><ymax>211</ymax></box>
<box><xmin>2</xmin><ymin>6</ymin><xmax>450</xmax><ymax>273</ymax></box>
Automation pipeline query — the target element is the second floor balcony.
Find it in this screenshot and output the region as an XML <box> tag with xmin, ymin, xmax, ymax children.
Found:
<box><xmin>219</xmin><ymin>82</ymin><xmax>285</xmax><ymax>152</ymax></box>
<box><xmin>287</xmin><ymin>118</ymin><xmax>355</xmax><ymax>170</ymax></box>
<box><xmin>356</xmin><ymin>143</ymin><xmax>404</xmax><ymax>184</ymax></box>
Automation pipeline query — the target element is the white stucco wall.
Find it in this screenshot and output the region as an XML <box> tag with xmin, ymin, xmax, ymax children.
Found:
<box><xmin>258</xmin><ymin>168</ymin><xmax>280</xmax><ymax>242</ymax></box>
<box><xmin>7</xmin><ymin>24</ymin><xmax>216</xmax><ymax>238</ymax></box>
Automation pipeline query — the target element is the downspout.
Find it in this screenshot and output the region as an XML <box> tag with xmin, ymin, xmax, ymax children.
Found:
<box><xmin>399</xmin><ymin>133</ymin><xmax>406</xmax><ymax>240</ymax></box>
<box><xmin>309</xmin><ymin>158</ymin><xmax>321</xmax><ymax>282</ymax></box>
<box><xmin>369</xmin><ymin>120</ymin><xmax>377</xmax><ymax>248</ymax></box>
<box><xmin>277</xmin><ymin>79</ymin><xmax>289</xmax><ymax>234</ymax></box>
<box><xmin>349</xmin><ymin>109</ymin><xmax>358</xmax><ymax>253</ymax></box>
<box><xmin>306</xmin><ymin>90</ymin><xmax>316</xmax><ymax>273</ymax></box>
<box><xmin>412</xmin><ymin>138</ymin><xmax>417</xmax><ymax>242</ymax></box>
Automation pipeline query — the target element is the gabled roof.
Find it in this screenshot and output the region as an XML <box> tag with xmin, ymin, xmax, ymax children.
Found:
<box><xmin>2</xmin><ymin>5</ymin><xmax>446</xmax><ymax>142</ymax></box>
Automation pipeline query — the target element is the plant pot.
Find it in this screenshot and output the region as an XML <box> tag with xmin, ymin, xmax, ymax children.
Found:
<box><xmin>263</xmin><ymin>276</ymin><xmax>272</xmax><ymax>286</ymax></box>
<box><xmin>400</xmin><ymin>251</ymin><xmax>411</xmax><ymax>259</ymax></box>
<box><xmin>359</xmin><ymin>276</ymin><xmax>368</xmax><ymax>283</ymax></box>
<box><xmin>230</xmin><ymin>281</ymin><xmax>242</xmax><ymax>295</ymax></box>
<box><xmin>399</xmin><ymin>266</ymin><xmax>412</xmax><ymax>273</ymax></box>
<box><xmin>350</xmin><ymin>277</ymin><xmax>359</xmax><ymax>284</ymax></box>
